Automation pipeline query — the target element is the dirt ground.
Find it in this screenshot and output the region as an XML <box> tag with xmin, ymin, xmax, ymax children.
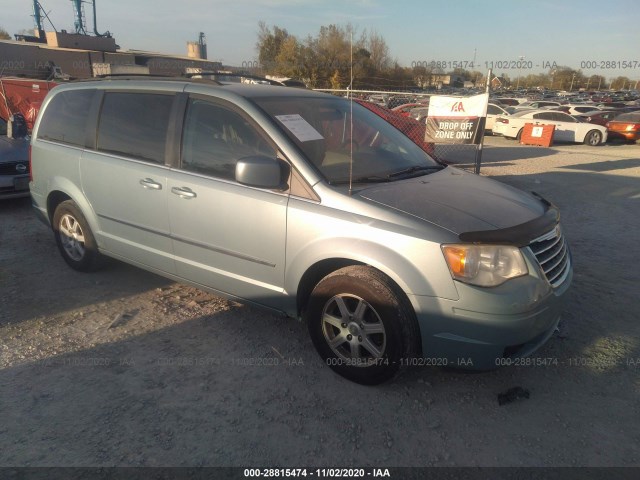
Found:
<box><xmin>1</xmin><ymin>137</ymin><xmax>639</xmax><ymax>468</ymax></box>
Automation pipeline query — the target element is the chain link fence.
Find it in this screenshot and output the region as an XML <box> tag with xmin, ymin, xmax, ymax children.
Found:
<box><xmin>315</xmin><ymin>88</ymin><xmax>484</xmax><ymax>173</ymax></box>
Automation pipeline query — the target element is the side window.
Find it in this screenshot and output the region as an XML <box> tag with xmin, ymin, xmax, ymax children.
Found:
<box><xmin>553</xmin><ymin>112</ymin><xmax>575</xmax><ymax>122</ymax></box>
<box><xmin>97</xmin><ymin>92</ymin><xmax>174</xmax><ymax>164</ymax></box>
<box><xmin>533</xmin><ymin>112</ymin><xmax>554</xmax><ymax>120</ymax></box>
<box><xmin>37</xmin><ymin>89</ymin><xmax>95</xmax><ymax>146</ymax></box>
<box><xmin>487</xmin><ymin>105</ymin><xmax>501</xmax><ymax>115</ymax></box>
<box><xmin>181</xmin><ymin>99</ymin><xmax>275</xmax><ymax>181</ymax></box>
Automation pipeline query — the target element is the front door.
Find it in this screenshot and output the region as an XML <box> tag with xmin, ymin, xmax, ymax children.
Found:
<box><xmin>167</xmin><ymin>97</ymin><xmax>288</xmax><ymax>309</ymax></box>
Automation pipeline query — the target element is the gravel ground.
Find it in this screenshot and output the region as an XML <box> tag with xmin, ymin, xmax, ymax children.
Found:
<box><xmin>1</xmin><ymin>136</ymin><xmax>639</xmax><ymax>468</ymax></box>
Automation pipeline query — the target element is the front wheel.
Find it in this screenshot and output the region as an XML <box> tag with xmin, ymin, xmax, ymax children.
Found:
<box><xmin>52</xmin><ymin>200</ymin><xmax>104</xmax><ymax>272</ymax></box>
<box><xmin>584</xmin><ymin>130</ymin><xmax>602</xmax><ymax>146</ymax></box>
<box><xmin>305</xmin><ymin>266</ymin><xmax>420</xmax><ymax>385</ymax></box>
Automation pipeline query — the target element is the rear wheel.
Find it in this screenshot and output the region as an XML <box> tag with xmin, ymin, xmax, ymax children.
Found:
<box><xmin>584</xmin><ymin>129</ymin><xmax>602</xmax><ymax>146</ymax></box>
<box><xmin>305</xmin><ymin>266</ymin><xmax>420</xmax><ymax>385</ymax></box>
<box><xmin>516</xmin><ymin>128</ymin><xmax>524</xmax><ymax>142</ymax></box>
<box><xmin>52</xmin><ymin>200</ymin><xmax>104</xmax><ymax>272</ymax></box>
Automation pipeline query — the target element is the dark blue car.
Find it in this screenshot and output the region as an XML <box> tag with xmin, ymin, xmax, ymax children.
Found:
<box><xmin>0</xmin><ymin>118</ymin><xmax>30</xmax><ymax>199</ymax></box>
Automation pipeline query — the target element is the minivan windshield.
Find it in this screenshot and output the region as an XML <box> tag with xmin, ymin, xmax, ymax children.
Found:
<box><xmin>254</xmin><ymin>96</ymin><xmax>442</xmax><ymax>184</ymax></box>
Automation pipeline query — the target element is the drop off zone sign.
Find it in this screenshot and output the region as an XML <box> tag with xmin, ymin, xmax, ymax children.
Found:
<box><xmin>425</xmin><ymin>93</ymin><xmax>489</xmax><ymax>144</ymax></box>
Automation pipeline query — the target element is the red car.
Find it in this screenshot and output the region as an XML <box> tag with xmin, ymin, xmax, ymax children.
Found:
<box><xmin>391</xmin><ymin>102</ymin><xmax>428</xmax><ymax>117</ymax></box>
<box><xmin>606</xmin><ymin>112</ymin><xmax>640</xmax><ymax>142</ymax></box>
<box><xmin>355</xmin><ymin>100</ymin><xmax>436</xmax><ymax>157</ymax></box>
<box><xmin>576</xmin><ymin>110</ymin><xmax>623</xmax><ymax>127</ymax></box>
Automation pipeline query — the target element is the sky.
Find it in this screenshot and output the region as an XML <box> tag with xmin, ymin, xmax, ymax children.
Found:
<box><xmin>2</xmin><ymin>0</ymin><xmax>640</xmax><ymax>83</ymax></box>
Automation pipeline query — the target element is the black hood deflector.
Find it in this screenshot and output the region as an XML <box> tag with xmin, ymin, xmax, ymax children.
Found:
<box><xmin>458</xmin><ymin>193</ymin><xmax>559</xmax><ymax>247</ymax></box>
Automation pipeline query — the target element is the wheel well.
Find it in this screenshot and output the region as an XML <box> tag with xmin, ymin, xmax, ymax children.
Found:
<box><xmin>297</xmin><ymin>260</ymin><xmax>423</xmax><ymax>356</ymax></box>
<box><xmin>46</xmin><ymin>191</ymin><xmax>72</xmax><ymax>224</ymax></box>
<box><xmin>296</xmin><ymin>259</ymin><xmax>364</xmax><ymax>317</ymax></box>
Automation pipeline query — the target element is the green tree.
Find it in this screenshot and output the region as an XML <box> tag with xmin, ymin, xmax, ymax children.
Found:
<box><xmin>256</xmin><ymin>22</ymin><xmax>290</xmax><ymax>72</ymax></box>
<box><xmin>412</xmin><ymin>65</ymin><xmax>433</xmax><ymax>89</ymax></box>
<box><xmin>586</xmin><ymin>74</ymin><xmax>607</xmax><ymax>90</ymax></box>
<box><xmin>610</xmin><ymin>76</ymin><xmax>632</xmax><ymax>90</ymax></box>
<box><xmin>551</xmin><ymin>66</ymin><xmax>585</xmax><ymax>91</ymax></box>
<box><xmin>274</xmin><ymin>36</ymin><xmax>302</xmax><ymax>78</ymax></box>
<box><xmin>365</xmin><ymin>30</ymin><xmax>390</xmax><ymax>72</ymax></box>
<box><xmin>254</xmin><ymin>22</ymin><xmax>393</xmax><ymax>90</ymax></box>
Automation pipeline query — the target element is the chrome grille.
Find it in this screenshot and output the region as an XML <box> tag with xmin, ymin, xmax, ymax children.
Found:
<box><xmin>528</xmin><ymin>226</ymin><xmax>570</xmax><ymax>288</ymax></box>
<box><xmin>0</xmin><ymin>162</ymin><xmax>29</xmax><ymax>176</ymax></box>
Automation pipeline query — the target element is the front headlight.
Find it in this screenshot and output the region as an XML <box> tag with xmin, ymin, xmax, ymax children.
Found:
<box><xmin>441</xmin><ymin>244</ymin><xmax>528</xmax><ymax>287</ymax></box>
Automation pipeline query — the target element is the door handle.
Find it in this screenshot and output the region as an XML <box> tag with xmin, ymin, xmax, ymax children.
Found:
<box><xmin>139</xmin><ymin>178</ymin><xmax>162</xmax><ymax>190</ymax></box>
<box><xmin>171</xmin><ymin>186</ymin><xmax>197</xmax><ymax>199</ymax></box>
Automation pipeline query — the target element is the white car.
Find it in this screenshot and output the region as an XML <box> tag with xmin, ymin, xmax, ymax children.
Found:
<box><xmin>486</xmin><ymin>103</ymin><xmax>511</xmax><ymax>132</ymax></box>
<box><xmin>492</xmin><ymin>109</ymin><xmax>608</xmax><ymax>146</ymax></box>
<box><xmin>561</xmin><ymin>104</ymin><xmax>603</xmax><ymax>115</ymax></box>
<box><xmin>509</xmin><ymin>101</ymin><xmax>563</xmax><ymax>113</ymax></box>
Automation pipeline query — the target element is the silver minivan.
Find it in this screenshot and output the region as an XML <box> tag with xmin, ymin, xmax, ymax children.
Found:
<box><xmin>30</xmin><ymin>78</ymin><xmax>572</xmax><ymax>384</ymax></box>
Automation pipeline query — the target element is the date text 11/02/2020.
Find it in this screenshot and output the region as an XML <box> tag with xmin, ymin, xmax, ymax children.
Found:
<box><xmin>244</xmin><ymin>468</ymin><xmax>391</xmax><ymax>477</ymax></box>
<box><xmin>325</xmin><ymin>357</ymin><xmax>474</xmax><ymax>368</ymax></box>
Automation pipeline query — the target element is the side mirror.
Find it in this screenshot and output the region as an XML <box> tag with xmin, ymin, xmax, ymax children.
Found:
<box><xmin>235</xmin><ymin>155</ymin><xmax>290</xmax><ymax>190</ymax></box>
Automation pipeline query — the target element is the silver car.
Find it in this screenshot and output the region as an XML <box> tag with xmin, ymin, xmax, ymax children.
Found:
<box><xmin>30</xmin><ymin>79</ymin><xmax>572</xmax><ymax>384</ymax></box>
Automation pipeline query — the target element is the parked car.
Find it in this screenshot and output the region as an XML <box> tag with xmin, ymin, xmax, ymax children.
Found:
<box><xmin>31</xmin><ymin>79</ymin><xmax>572</xmax><ymax>384</ymax></box>
<box><xmin>507</xmin><ymin>101</ymin><xmax>563</xmax><ymax>114</ymax></box>
<box><xmin>491</xmin><ymin>97</ymin><xmax>525</xmax><ymax>106</ymax></box>
<box><xmin>575</xmin><ymin>110</ymin><xmax>622</xmax><ymax>127</ymax></box>
<box><xmin>486</xmin><ymin>103</ymin><xmax>511</xmax><ymax>132</ymax></box>
<box><xmin>356</xmin><ymin>100</ymin><xmax>435</xmax><ymax>156</ymax></box>
<box><xmin>366</xmin><ymin>94</ymin><xmax>388</xmax><ymax>106</ymax></box>
<box><xmin>595</xmin><ymin>102</ymin><xmax>627</xmax><ymax>109</ymax></box>
<box><xmin>561</xmin><ymin>104</ymin><xmax>602</xmax><ymax>115</ymax></box>
<box><xmin>606</xmin><ymin>112</ymin><xmax>640</xmax><ymax>142</ymax></box>
<box><xmin>391</xmin><ymin>102</ymin><xmax>428</xmax><ymax>117</ymax></box>
<box><xmin>0</xmin><ymin>118</ymin><xmax>31</xmax><ymax>199</ymax></box>
<box><xmin>492</xmin><ymin>109</ymin><xmax>607</xmax><ymax>145</ymax></box>
<box><xmin>386</xmin><ymin>96</ymin><xmax>412</xmax><ymax>109</ymax></box>
<box><xmin>408</xmin><ymin>106</ymin><xmax>430</xmax><ymax>123</ymax></box>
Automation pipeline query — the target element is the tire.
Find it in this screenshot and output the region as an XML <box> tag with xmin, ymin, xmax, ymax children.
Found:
<box><xmin>584</xmin><ymin>129</ymin><xmax>602</xmax><ymax>146</ymax></box>
<box><xmin>305</xmin><ymin>266</ymin><xmax>420</xmax><ymax>385</ymax></box>
<box><xmin>516</xmin><ymin>128</ymin><xmax>524</xmax><ymax>142</ymax></box>
<box><xmin>52</xmin><ymin>200</ymin><xmax>104</xmax><ymax>272</ymax></box>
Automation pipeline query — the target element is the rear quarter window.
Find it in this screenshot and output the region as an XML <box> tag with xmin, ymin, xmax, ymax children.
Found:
<box><xmin>97</xmin><ymin>92</ymin><xmax>174</xmax><ymax>164</ymax></box>
<box><xmin>37</xmin><ymin>89</ymin><xmax>95</xmax><ymax>147</ymax></box>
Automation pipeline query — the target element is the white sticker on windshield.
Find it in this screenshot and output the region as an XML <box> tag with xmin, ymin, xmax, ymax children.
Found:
<box><xmin>275</xmin><ymin>114</ymin><xmax>324</xmax><ymax>142</ymax></box>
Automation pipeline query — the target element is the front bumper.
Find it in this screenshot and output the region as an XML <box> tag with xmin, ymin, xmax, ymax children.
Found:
<box><xmin>410</xmin><ymin>252</ymin><xmax>572</xmax><ymax>370</ymax></box>
<box><xmin>0</xmin><ymin>174</ymin><xmax>30</xmax><ymax>199</ymax></box>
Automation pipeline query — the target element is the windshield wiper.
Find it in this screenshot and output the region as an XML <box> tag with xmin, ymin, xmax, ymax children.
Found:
<box><xmin>331</xmin><ymin>175</ymin><xmax>392</xmax><ymax>185</ymax></box>
<box><xmin>387</xmin><ymin>165</ymin><xmax>444</xmax><ymax>178</ymax></box>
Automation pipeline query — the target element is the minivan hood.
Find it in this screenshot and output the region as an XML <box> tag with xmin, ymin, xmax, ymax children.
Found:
<box><xmin>358</xmin><ymin>167</ymin><xmax>546</xmax><ymax>234</ymax></box>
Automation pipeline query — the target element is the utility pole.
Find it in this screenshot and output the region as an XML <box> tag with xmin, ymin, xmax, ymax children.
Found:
<box><xmin>569</xmin><ymin>73</ymin><xmax>576</xmax><ymax>92</ymax></box>
<box><xmin>516</xmin><ymin>55</ymin><xmax>524</xmax><ymax>90</ymax></box>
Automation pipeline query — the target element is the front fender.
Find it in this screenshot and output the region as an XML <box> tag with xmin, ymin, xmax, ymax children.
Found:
<box><xmin>284</xmin><ymin>201</ymin><xmax>459</xmax><ymax>302</ymax></box>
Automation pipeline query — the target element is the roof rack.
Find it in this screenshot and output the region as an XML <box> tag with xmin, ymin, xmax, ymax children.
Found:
<box><xmin>182</xmin><ymin>71</ymin><xmax>286</xmax><ymax>86</ymax></box>
<box><xmin>73</xmin><ymin>74</ymin><xmax>223</xmax><ymax>85</ymax></box>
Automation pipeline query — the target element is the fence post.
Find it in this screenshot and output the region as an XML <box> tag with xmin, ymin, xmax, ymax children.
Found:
<box><xmin>474</xmin><ymin>69</ymin><xmax>492</xmax><ymax>174</ymax></box>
